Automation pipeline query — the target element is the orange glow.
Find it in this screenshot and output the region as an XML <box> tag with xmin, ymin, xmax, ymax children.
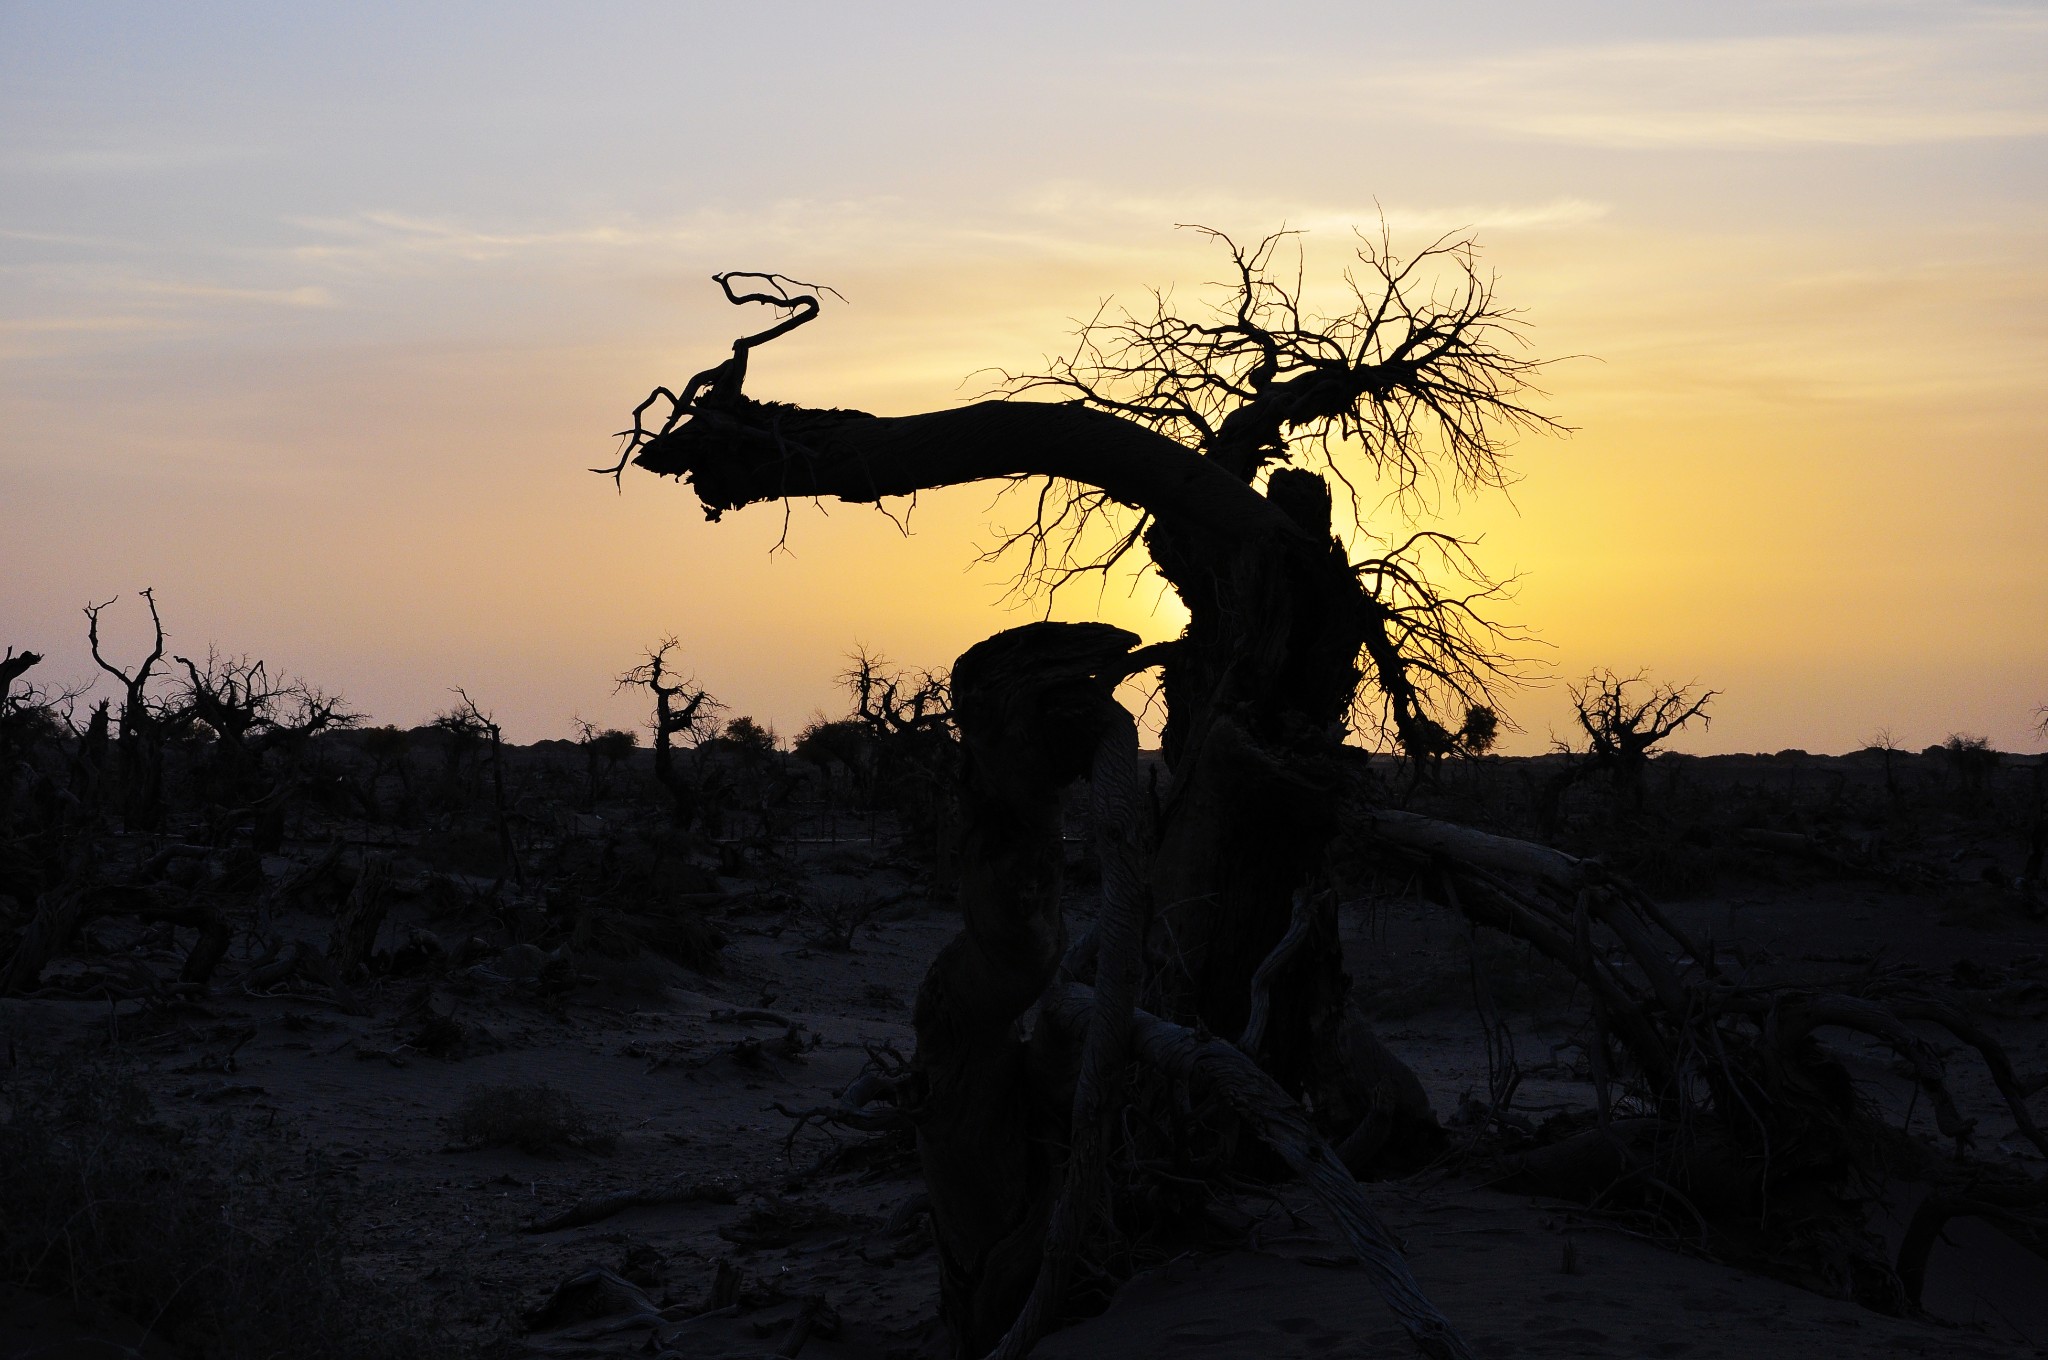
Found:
<box><xmin>4</xmin><ymin>11</ymin><xmax>2043</xmax><ymax>754</ymax></box>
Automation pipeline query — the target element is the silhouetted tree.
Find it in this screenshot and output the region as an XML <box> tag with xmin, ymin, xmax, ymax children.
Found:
<box><xmin>839</xmin><ymin>649</ymin><xmax>957</xmax><ymax>864</ymax></box>
<box><xmin>793</xmin><ymin>715</ymin><xmax>874</xmax><ymax>805</ymax></box>
<box><xmin>0</xmin><ymin>648</ymin><xmax>42</xmax><ymax>715</ymax></box>
<box><xmin>718</xmin><ymin>715</ymin><xmax>775</xmax><ymax>756</ymax></box>
<box><xmin>615</xmin><ymin>638</ymin><xmax>722</xmax><ymax>830</ymax></box>
<box><xmin>434</xmin><ymin>690</ymin><xmax>520</xmax><ymax>884</ymax></box>
<box><xmin>84</xmin><ymin>590</ymin><xmax>171</xmax><ymax>831</ymax></box>
<box><xmin>0</xmin><ymin>648</ymin><xmax>79</xmax><ymax>835</ymax></box>
<box><xmin>1457</xmin><ymin>703</ymin><xmax>1500</xmax><ymax>756</ymax></box>
<box><xmin>1564</xmin><ymin>667</ymin><xmax>1715</xmax><ymax>810</ymax></box>
<box><xmin>171</xmin><ymin>647</ymin><xmax>357</xmax><ymax>844</ymax></box>
<box><xmin>0</xmin><ymin>649</ymin><xmax>63</xmax><ymax>770</ymax></box>
<box><xmin>608</xmin><ymin>238</ymin><xmax>1550</xmax><ymax>1350</ymax></box>
<box><xmin>571</xmin><ymin>718</ymin><xmax>639</xmax><ymax>812</ymax></box>
<box><xmin>1868</xmin><ymin>726</ymin><xmax>1903</xmax><ymax>804</ymax></box>
<box><xmin>1940</xmin><ymin>732</ymin><xmax>1998</xmax><ymax>809</ymax></box>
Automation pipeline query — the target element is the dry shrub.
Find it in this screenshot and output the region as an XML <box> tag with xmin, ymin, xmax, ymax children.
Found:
<box><xmin>0</xmin><ymin>1059</ymin><xmax>470</xmax><ymax>1359</ymax></box>
<box><xmin>448</xmin><ymin>1081</ymin><xmax>616</xmax><ymax>1154</ymax></box>
<box><xmin>799</xmin><ymin>887</ymin><xmax>898</xmax><ymax>951</ymax></box>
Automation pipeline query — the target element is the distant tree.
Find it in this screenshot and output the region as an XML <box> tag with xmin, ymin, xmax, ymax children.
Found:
<box><xmin>434</xmin><ymin>690</ymin><xmax>520</xmax><ymax>883</ymax></box>
<box><xmin>719</xmin><ymin>715</ymin><xmax>776</xmax><ymax>757</ymax></box>
<box><xmin>793</xmin><ymin>715</ymin><xmax>874</xmax><ymax>802</ymax></box>
<box><xmin>1868</xmin><ymin>726</ymin><xmax>1903</xmax><ymax>803</ymax></box>
<box><xmin>83</xmin><ymin>590</ymin><xmax>172</xmax><ymax>830</ymax></box>
<box><xmin>615</xmin><ymin>637</ymin><xmax>723</xmax><ymax>830</ymax></box>
<box><xmin>171</xmin><ymin>646</ymin><xmax>357</xmax><ymax>839</ymax></box>
<box><xmin>0</xmin><ymin>648</ymin><xmax>76</xmax><ymax>760</ymax></box>
<box><xmin>1455</xmin><ymin>703</ymin><xmax>1500</xmax><ymax>757</ymax></box>
<box><xmin>1564</xmin><ymin>668</ymin><xmax>1716</xmax><ymax>811</ymax></box>
<box><xmin>1940</xmin><ymin>732</ymin><xmax>1999</xmax><ymax>807</ymax></box>
<box><xmin>571</xmin><ymin>718</ymin><xmax>639</xmax><ymax>812</ymax></box>
<box><xmin>838</xmin><ymin>649</ymin><xmax>957</xmax><ymax>863</ymax></box>
<box><xmin>0</xmin><ymin>647</ymin><xmax>84</xmax><ymax>826</ymax></box>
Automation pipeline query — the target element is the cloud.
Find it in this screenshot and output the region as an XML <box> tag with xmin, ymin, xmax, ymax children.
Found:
<box><xmin>1380</xmin><ymin>16</ymin><xmax>2048</xmax><ymax>148</ymax></box>
<box><xmin>1</xmin><ymin>141</ymin><xmax>266</xmax><ymax>176</ymax></box>
<box><xmin>127</xmin><ymin>280</ymin><xmax>335</xmax><ymax>308</ymax></box>
<box><xmin>283</xmin><ymin>191</ymin><xmax>1609</xmax><ymax>287</ymax></box>
<box><xmin>1014</xmin><ymin>187</ymin><xmax>1610</xmax><ymax>238</ymax></box>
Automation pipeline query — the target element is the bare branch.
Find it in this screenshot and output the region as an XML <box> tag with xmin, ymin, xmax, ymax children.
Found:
<box><xmin>594</xmin><ymin>271</ymin><xmax>842</xmax><ymax>486</ymax></box>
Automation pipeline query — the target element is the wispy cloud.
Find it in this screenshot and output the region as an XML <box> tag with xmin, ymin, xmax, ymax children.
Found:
<box><xmin>0</xmin><ymin>272</ymin><xmax>335</xmax><ymax>360</ymax></box>
<box><xmin>1</xmin><ymin>140</ymin><xmax>267</xmax><ymax>176</ymax></box>
<box><xmin>126</xmin><ymin>280</ymin><xmax>334</xmax><ymax>308</ymax></box>
<box><xmin>283</xmin><ymin>204</ymin><xmax>896</xmax><ymax>272</ymax></box>
<box><xmin>286</xmin><ymin>211</ymin><xmax>679</xmax><ymax>267</ymax></box>
<box><xmin>1381</xmin><ymin>15</ymin><xmax>2048</xmax><ymax>148</ymax></box>
<box><xmin>1014</xmin><ymin>187</ymin><xmax>1610</xmax><ymax>238</ymax></box>
<box><xmin>283</xmin><ymin>192</ymin><xmax>1608</xmax><ymax>285</ymax></box>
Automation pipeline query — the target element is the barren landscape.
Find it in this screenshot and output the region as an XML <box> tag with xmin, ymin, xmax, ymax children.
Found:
<box><xmin>6</xmin><ymin>678</ymin><xmax>2047</xmax><ymax>1358</ymax></box>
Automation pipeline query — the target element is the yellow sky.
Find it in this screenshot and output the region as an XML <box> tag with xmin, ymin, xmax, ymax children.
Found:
<box><xmin>3</xmin><ymin>4</ymin><xmax>2044</xmax><ymax>753</ymax></box>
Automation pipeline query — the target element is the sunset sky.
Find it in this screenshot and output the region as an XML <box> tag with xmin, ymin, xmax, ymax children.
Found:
<box><xmin>3</xmin><ymin>2</ymin><xmax>2044</xmax><ymax>753</ymax></box>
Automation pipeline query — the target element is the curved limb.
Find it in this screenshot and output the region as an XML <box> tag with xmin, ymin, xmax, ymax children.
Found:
<box><xmin>594</xmin><ymin>271</ymin><xmax>840</xmax><ymax>484</ymax></box>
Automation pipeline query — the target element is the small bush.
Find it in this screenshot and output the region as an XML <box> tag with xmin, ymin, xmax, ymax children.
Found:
<box><xmin>448</xmin><ymin>1082</ymin><xmax>616</xmax><ymax>1154</ymax></box>
<box><xmin>799</xmin><ymin>887</ymin><xmax>901</xmax><ymax>951</ymax></box>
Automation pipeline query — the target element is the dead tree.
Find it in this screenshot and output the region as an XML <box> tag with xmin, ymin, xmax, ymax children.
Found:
<box><xmin>172</xmin><ymin>647</ymin><xmax>357</xmax><ymax>845</ymax></box>
<box><xmin>604</xmin><ymin>245</ymin><xmax>1541</xmax><ymax>1352</ymax></box>
<box><xmin>616</xmin><ymin>638</ymin><xmax>722</xmax><ymax>830</ymax></box>
<box><xmin>435</xmin><ymin>690</ymin><xmax>521</xmax><ymax>885</ymax></box>
<box><xmin>84</xmin><ymin>590</ymin><xmax>170</xmax><ymax>831</ymax></box>
<box><xmin>0</xmin><ymin>648</ymin><xmax>56</xmax><ymax>789</ymax></box>
<box><xmin>1559</xmin><ymin>667</ymin><xmax>1715</xmax><ymax>813</ymax></box>
<box><xmin>841</xmin><ymin>649</ymin><xmax>958</xmax><ymax>869</ymax></box>
<box><xmin>611</xmin><ymin>247</ymin><xmax>1540</xmax><ymax>1120</ymax></box>
<box><xmin>572</xmin><ymin>719</ymin><xmax>639</xmax><ymax>812</ymax></box>
<box><xmin>0</xmin><ymin>649</ymin><xmax>41</xmax><ymax>709</ymax></box>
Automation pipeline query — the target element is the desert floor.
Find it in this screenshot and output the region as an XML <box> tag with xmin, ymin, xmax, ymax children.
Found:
<box><xmin>7</xmin><ymin>807</ymin><xmax>2048</xmax><ymax>1360</ymax></box>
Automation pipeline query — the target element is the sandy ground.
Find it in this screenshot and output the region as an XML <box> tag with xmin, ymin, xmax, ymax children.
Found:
<box><xmin>6</xmin><ymin>830</ymin><xmax>2048</xmax><ymax>1360</ymax></box>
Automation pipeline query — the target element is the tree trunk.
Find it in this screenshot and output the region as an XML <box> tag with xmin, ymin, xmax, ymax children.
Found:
<box><xmin>909</xmin><ymin>622</ymin><xmax>1139</xmax><ymax>1355</ymax></box>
